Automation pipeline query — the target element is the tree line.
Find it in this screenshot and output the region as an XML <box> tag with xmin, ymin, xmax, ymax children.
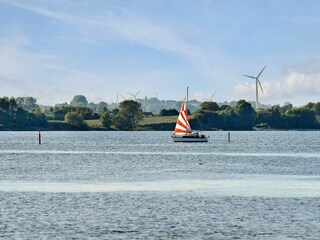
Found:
<box><xmin>190</xmin><ymin>100</ymin><xmax>320</xmax><ymax>130</ymax></box>
<box><xmin>1</xmin><ymin>95</ymin><xmax>320</xmax><ymax>131</ymax></box>
<box><xmin>0</xmin><ymin>97</ymin><xmax>47</xmax><ymax>130</ymax></box>
<box><xmin>0</xmin><ymin>97</ymin><xmax>143</xmax><ymax>130</ymax></box>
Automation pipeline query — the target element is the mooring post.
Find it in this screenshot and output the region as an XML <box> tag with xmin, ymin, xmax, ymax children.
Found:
<box><xmin>228</xmin><ymin>131</ymin><xmax>230</xmax><ymax>143</ymax></box>
<box><xmin>39</xmin><ymin>130</ymin><xmax>41</xmax><ymax>145</ymax></box>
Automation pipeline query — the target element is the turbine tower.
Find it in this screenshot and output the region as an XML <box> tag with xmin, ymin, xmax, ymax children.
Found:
<box><xmin>243</xmin><ymin>65</ymin><xmax>266</xmax><ymax>110</ymax></box>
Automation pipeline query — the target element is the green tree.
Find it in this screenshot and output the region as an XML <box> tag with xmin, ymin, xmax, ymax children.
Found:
<box><xmin>233</xmin><ymin>100</ymin><xmax>256</xmax><ymax>130</ymax></box>
<box><xmin>255</xmin><ymin>105</ymin><xmax>284</xmax><ymax>129</ymax></box>
<box><xmin>97</xmin><ymin>101</ymin><xmax>109</xmax><ymax>114</ymax></box>
<box><xmin>0</xmin><ymin>97</ymin><xmax>48</xmax><ymax>129</ymax></box>
<box><xmin>70</xmin><ymin>95</ymin><xmax>88</xmax><ymax>107</ymax></box>
<box><xmin>113</xmin><ymin>112</ymin><xmax>130</xmax><ymax>130</ymax></box>
<box><xmin>0</xmin><ymin>97</ymin><xmax>11</xmax><ymax>111</ymax></box>
<box><xmin>285</xmin><ymin>107</ymin><xmax>317</xmax><ymax>129</ymax></box>
<box><xmin>192</xmin><ymin>101</ymin><xmax>222</xmax><ymax>129</ymax></box>
<box><xmin>191</xmin><ymin>111</ymin><xmax>222</xmax><ymax>130</ymax></box>
<box><xmin>30</xmin><ymin>108</ymin><xmax>48</xmax><ymax>127</ymax></box>
<box><xmin>53</xmin><ymin>106</ymin><xmax>67</xmax><ymax>120</ymax></box>
<box><xmin>65</xmin><ymin>112</ymin><xmax>85</xmax><ymax>127</ymax></box>
<box><xmin>113</xmin><ymin>100</ymin><xmax>143</xmax><ymax>130</ymax></box>
<box><xmin>159</xmin><ymin>108</ymin><xmax>179</xmax><ymax>116</ymax></box>
<box><xmin>280</xmin><ymin>102</ymin><xmax>293</xmax><ymax>114</ymax></box>
<box><xmin>100</xmin><ymin>108</ymin><xmax>112</xmax><ymax>129</ymax></box>
<box><xmin>16</xmin><ymin>97</ymin><xmax>39</xmax><ymax>111</ymax></box>
<box><xmin>88</xmin><ymin>102</ymin><xmax>97</xmax><ymax>112</ymax></box>
<box><xmin>14</xmin><ymin>107</ymin><xmax>28</xmax><ymax>127</ymax></box>
<box><xmin>219</xmin><ymin>105</ymin><xmax>232</xmax><ymax>111</ymax></box>
<box><xmin>200</xmin><ymin>101</ymin><xmax>220</xmax><ymax>111</ymax></box>
<box><xmin>219</xmin><ymin>109</ymin><xmax>238</xmax><ymax>130</ymax></box>
<box><xmin>53</xmin><ymin>106</ymin><xmax>94</xmax><ymax>120</ymax></box>
<box><xmin>111</xmin><ymin>108</ymin><xmax>119</xmax><ymax>117</ymax></box>
<box><xmin>305</xmin><ymin>102</ymin><xmax>320</xmax><ymax>115</ymax></box>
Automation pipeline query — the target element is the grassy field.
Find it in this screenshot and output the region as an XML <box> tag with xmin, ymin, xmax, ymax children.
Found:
<box><xmin>139</xmin><ymin>115</ymin><xmax>177</xmax><ymax>125</ymax></box>
<box><xmin>84</xmin><ymin>116</ymin><xmax>177</xmax><ymax>131</ymax></box>
<box><xmin>85</xmin><ymin>119</ymin><xmax>101</xmax><ymax>128</ymax></box>
<box><xmin>86</xmin><ymin>116</ymin><xmax>177</xmax><ymax>127</ymax></box>
<box><xmin>138</xmin><ymin>115</ymin><xmax>176</xmax><ymax>130</ymax></box>
<box><xmin>85</xmin><ymin>116</ymin><xmax>178</xmax><ymax>128</ymax></box>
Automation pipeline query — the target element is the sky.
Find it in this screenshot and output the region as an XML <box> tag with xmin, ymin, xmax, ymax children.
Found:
<box><xmin>0</xmin><ymin>0</ymin><xmax>320</xmax><ymax>106</ymax></box>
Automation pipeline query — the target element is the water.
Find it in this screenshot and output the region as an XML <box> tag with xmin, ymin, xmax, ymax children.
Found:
<box><xmin>0</xmin><ymin>131</ymin><xmax>320</xmax><ymax>239</ymax></box>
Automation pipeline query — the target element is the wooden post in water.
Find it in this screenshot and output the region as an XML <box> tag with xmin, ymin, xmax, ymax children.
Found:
<box><xmin>228</xmin><ymin>131</ymin><xmax>230</xmax><ymax>143</ymax></box>
<box><xmin>39</xmin><ymin>130</ymin><xmax>41</xmax><ymax>145</ymax></box>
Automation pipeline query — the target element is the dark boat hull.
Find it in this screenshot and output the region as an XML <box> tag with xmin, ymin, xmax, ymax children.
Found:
<box><xmin>172</xmin><ymin>135</ymin><xmax>209</xmax><ymax>142</ymax></box>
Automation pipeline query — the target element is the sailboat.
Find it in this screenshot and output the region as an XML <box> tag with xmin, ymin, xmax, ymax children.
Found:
<box><xmin>172</xmin><ymin>97</ymin><xmax>209</xmax><ymax>143</ymax></box>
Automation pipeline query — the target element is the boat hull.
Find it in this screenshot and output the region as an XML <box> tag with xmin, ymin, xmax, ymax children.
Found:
<box><xmin>172</xmin><ymin>136</ymin><xmax>209</xmax><ymax>142</ymax></box>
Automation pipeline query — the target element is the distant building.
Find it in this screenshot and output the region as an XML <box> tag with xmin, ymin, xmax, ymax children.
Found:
<box><xmin>142</xmin><ymin>112</ymin><xmax>154</xmax><ymax>117</ymax></box>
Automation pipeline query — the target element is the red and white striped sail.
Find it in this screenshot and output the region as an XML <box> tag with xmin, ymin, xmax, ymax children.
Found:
<box><xmin>173</xmin><ymin>98</ymin><xmax>192</xmax><ymax>136</ymax></box>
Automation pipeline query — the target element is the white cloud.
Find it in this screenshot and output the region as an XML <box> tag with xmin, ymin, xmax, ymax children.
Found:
<box><xmin>0</xmin><ymin>0</ymin><xmax>222</xmax><ymax>78</ymax></box>
<box><xmin>0</xmin><ymin>32</ymin><xmax>112</xmax><ymax>105</ymax></box>
<box><xmin>1</xmin><ymin>1</ymin><xmax>195</xmax><ymax>55</ymax></box>
<box><xmin>4</xmin><ymin>0</ymin><xmax>319</xmax><ymax>107</ymax></box>
<box><xmin>0</xmin><ymin>34</ymin><xmax>57</xmax><ymax>98</ymax></box>
<box><xmin>233</xmin><ymin>58</ymin><xmax>320</xmax><ymax>105</ymax></box>
<box><xmin>281</xmin><ymin>73</ymin><xmax>320</xmax><ymax>95</ymax></box>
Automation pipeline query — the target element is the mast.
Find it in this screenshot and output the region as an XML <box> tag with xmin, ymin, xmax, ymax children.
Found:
<box><xmin>117</xmin><ymin>92</ymin><xmax>119</xmax><ymax>107</ymax></box>
<box><xmin>187</xmin><ymin>86</ymin><xmax>189</xmax><ymax>103</ymax></box>
<box><xmin>255</xmin><ymin>79</ymin><xmax>259</xmax><ymax>110</ymax></box>
<box><xmin>186</xmin><ymin>86</ymin><xmax>190</xmax><ymax>121</ymax></box>
<box><xmin>186</xmin><ymin>86</ymin><xmax>189</xmax><ymax>114</ymax></box>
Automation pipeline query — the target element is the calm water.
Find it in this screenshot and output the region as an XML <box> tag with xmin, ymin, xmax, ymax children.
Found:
<box><xmin>0</xmin><ymin>131</ymin><xmax>320</xmax><ymax>239</ymax></box>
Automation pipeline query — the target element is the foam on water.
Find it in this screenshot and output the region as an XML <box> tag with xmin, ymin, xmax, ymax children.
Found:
<box><xmin>1</xmin><ymin>175</ymin><xmax>319</xmax><ymax>197</ymax></box>
<box><xmin>1</xmin><ymin>149</ymin><xmax>320</xmax><ymax>158</ymax></box>
<box><xmin>1</xmin><ymin>131</ymin><xmax>320</xmax><ymax>238</ymax></box>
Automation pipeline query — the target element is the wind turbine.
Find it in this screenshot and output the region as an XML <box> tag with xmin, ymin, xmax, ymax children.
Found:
<box><xmin>243</xmin><ymin>65</ymin><xmax>266</xmax><ymax>110</ymax></box>
<box><xmin>128</xmin><ymin>90</ymin><xmax>142</xmax><ymax>100</ymax></box>
<box><xmin>120</xmin><ymin>94</ymin><xmax>128</xmax><ymax>100</ymax></box>
<box><xmin>204</xmin><ymin>91</ymin><xmax>216</xmax><ymax>102</ymax></box>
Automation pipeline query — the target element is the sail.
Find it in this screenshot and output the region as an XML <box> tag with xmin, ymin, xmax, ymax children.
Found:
<box><xmin>173</xmin><ymin>98</ymin><xmax>192</xmax><ymax>136</ymax></box>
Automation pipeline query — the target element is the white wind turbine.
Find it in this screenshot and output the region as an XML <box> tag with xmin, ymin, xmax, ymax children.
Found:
<box><xmin>204</xmin><ymin>91</ymin><xmax>216</xmax><ymax>102</ymax></box>
<box><xmin>128</xmin><ymin>90</ymin><xmax>142</xmax><ymax>101</ymax></box>
<box><xmin>120</xmin><ymin>94</ymin><xmax>128</xmax><ymax>100</ymax></box>
<box><xmin>243</xmin><ymin>65</ymin><xmax>266</xmax><ymax>110</ymax></box>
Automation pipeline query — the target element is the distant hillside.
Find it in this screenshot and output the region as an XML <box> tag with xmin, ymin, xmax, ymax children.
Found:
<box><xmin>135</xmin><ymin>97</ymin><xmax>271</xmax><ymax>114</ymax></box>
<box><xmin>2</xmin><ymin>96</ymin><xmax>320</xmax><ymax>131</ymax></box>
<box><xmin>19</xmin><ymin>94</ymin><xmax>271</xmax><ymax>115</ymax></box>
<box><xmin>136</xmin><ymin>98</ymin><xmax>199</xmax><ymax>114</ymax></box>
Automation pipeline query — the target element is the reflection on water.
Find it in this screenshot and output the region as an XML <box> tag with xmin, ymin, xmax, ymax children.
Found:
<box><xmin>1</xmin><ymin>131</ymin><xmax>320</xmax><ymax>238</ymax></box>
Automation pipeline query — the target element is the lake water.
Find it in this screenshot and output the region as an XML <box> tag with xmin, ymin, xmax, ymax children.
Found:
<box><xmin>0</xmin><ymin>131</ymin><xmax>320</xmax><ymax>239</ymax></box>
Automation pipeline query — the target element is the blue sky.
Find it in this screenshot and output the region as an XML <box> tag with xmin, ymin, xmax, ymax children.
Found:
<box><xmin>0</xmin><ymin>0</ymin><xmax>320</xmax><ymax>106</ymax></box>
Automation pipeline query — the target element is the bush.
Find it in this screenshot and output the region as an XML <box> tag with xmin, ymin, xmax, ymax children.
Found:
<box><xmin>64</xmin><ymin>112</ymin><xmax>85</xmax><ymax>127</ymax></box>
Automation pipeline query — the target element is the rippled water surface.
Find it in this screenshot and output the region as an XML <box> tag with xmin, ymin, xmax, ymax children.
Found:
<box><xmin>1</xmin><ymin>131</ymin><xmax>320</xmax><ymax>239</ymax></box>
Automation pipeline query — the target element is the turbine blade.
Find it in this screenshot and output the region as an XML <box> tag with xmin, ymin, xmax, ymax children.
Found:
<box><xmin>257</xmin><ymin>65</ymin><xmax>267</xmax><ymax>78</ymax></box>
<box><xmin>258</xmin><ymin>80</ymin><xmax>264</xmax><ymax>94</ymax></box>
<box><xmin>209</xmin><ymin>92</ymin><xmax>216</xmax><ymax>101</ymax></box>
<box><xmin>128</xmin><ymin>93</ymin><xmax>134</xmax><ymax>97</ymax></box>
<box><xmin>120</xmin><ymin>94</ymin><xmax>127</xmax><ymax>100</ymax></box>
<box><xmin>243</xmin><ymin>74</ymin><xmax>256</xmax><ymax>79</ymax></box>
<box><xmin>135</xmin><ymin>90</ymin><xmax>142</xmax><ymax>96</ymax></box>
